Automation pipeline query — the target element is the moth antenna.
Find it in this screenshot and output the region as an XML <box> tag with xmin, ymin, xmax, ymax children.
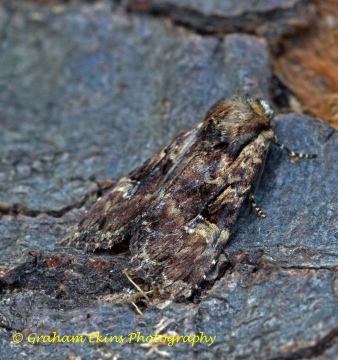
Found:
<box><xmin>249</xmin><ymin>194</ymin><xmax>266</xmax><ymax>218</ymax></box>
<box><xmin>272</xmin><ymin>136</ymin><xmax>317</xmax><ymax>160</ymax></box>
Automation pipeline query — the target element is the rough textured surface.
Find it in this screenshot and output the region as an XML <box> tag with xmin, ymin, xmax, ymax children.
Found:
<box><xmin>127</xmin><ymin>0</ymin><xmax>315</xmax><ymax>43</ymax></box>
<box><xmin>0</xmin><ymin>249</ymin><xmax>131</xmax><ymax>309</ymax></box>
<box><xmin>0</xmin><ymin>1</ymin><xmax>337</xmax><ymax>359</ymax></box>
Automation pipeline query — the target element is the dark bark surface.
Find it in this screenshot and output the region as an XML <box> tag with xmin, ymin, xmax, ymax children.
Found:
<box><xmin>0</xmin><ymin>1</ymin><xmax>337</xmax><ymax>359</ymax></box>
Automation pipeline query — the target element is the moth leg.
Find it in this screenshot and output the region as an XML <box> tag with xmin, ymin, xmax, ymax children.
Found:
<box><xmin>272</xmin><ymin>136</ymin><xmax>317</xmax><ymax>159</ymax></box>
<box><xmin>249</xmin><ymin>194</ymin><xmax>266</xmax><ymax>218</ymax></box>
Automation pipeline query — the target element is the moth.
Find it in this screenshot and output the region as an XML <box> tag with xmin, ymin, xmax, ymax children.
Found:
<box><xmin>60</xmin><ymin>94</ymin><xmax>315</xmax><ymax>300</ymax></box>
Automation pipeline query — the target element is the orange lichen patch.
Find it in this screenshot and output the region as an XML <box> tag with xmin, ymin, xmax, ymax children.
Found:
<box><xmin>273</xmin><ymin>0</ymin><xmax>338</xmax><ymax>129</ymax></box>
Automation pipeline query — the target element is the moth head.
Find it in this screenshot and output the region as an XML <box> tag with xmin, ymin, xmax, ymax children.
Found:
<box><xmin>203</xmin><ymin>94</ymin><xmax>275</xmax><ymax>146</ymax></box>
<box><xmin>245</xmin><ymin>96</ymin><xmax>273</xmax><ymax>122</ymax></box>
<box><xmin>244</xmin><ymin>96</ymin><xmax>275</xmax><ymax>141</ymax></box>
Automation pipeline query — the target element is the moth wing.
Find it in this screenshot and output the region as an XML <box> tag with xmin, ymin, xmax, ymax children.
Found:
<box><xmin>59</xmin><ymin>127</ymin><xmax>202</xmax><ymax>251</ymax></box>
<box><xmin>130</xmin><ymin>135</ymin><xmax>269</xmax><ymax>299</ymax></box>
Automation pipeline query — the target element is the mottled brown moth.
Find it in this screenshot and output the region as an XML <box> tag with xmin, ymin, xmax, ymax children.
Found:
<box><xmin>60</xmin><ymin>94</ymin><xmax>316</xmax><ymax>300</ymax></box>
